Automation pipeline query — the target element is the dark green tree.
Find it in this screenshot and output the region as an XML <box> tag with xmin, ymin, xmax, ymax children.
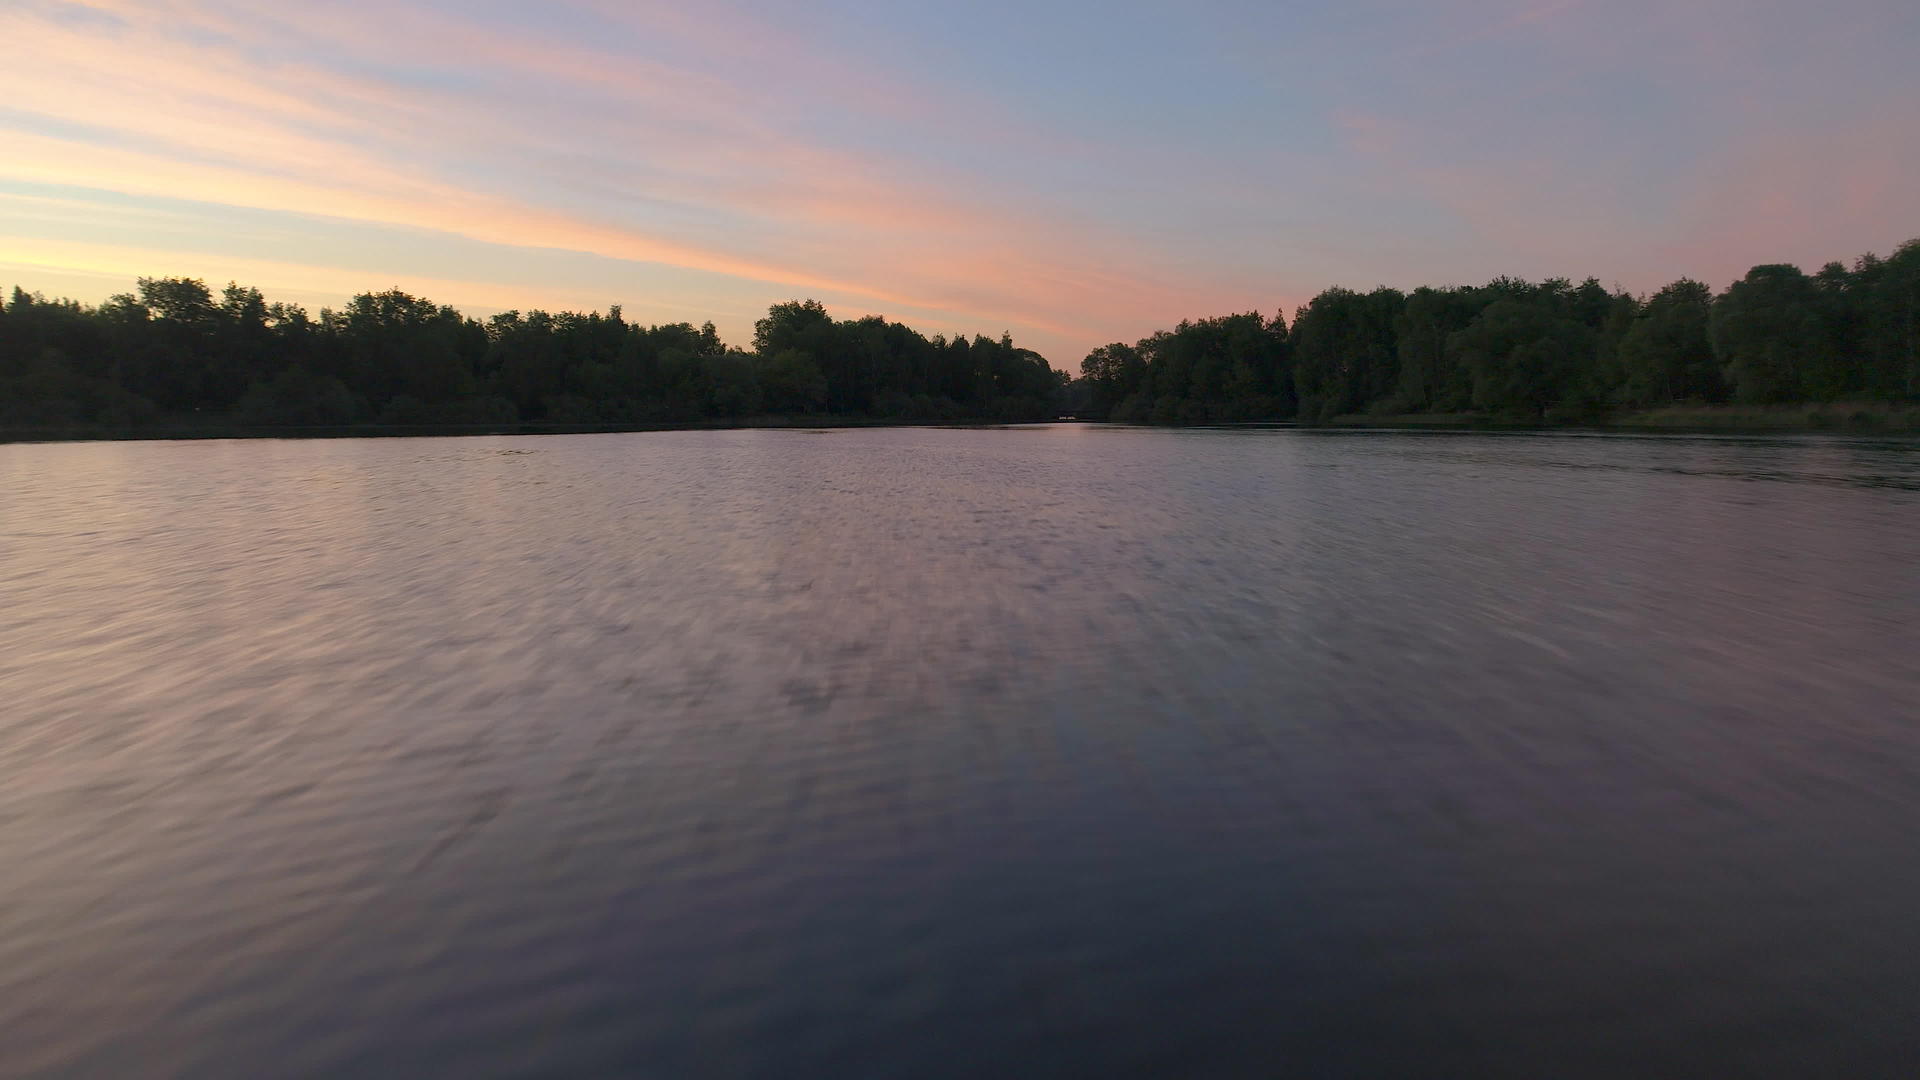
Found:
<box><xmin>1450</xmin><ymin>297</ymin><xmax>1594</xmax><ymax>418</ymax></box>
<box><xmin>1712</xmin><ymin>265</ymin><xmax>1825</xmax><ymax>403</ymax></box>
<box><xmin>1618</xmin><ymin>279</ymin><xmax>1719</xmax><ymax>405</ymax></box>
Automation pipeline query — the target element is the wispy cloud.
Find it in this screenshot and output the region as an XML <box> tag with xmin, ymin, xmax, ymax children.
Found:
<box><xmin>0</xmin><ymin>1</ymin><xmax>1197</xmax><ymax>356</ymax></box>
<box><xmin>3</xmin><ymin>0</ymin><xmax>1917</xmax><ymax>359</ymax></box>
<box><xmin>1397</xmin><ymin>0</ymin><xmax>1584</xmax><ymax>60</ymax></box>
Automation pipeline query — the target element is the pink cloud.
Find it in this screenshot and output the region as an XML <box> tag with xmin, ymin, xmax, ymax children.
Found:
<box><xmin>0</xmin><ymin>1</ymin><xmax>1195</xmax><ymax>361</ymax></box>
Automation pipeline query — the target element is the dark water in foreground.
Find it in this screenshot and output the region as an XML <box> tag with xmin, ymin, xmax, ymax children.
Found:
<box><xmin>3</xmin><ymin>425</ymin><xmax>1918</xmax><ymax>1078</ymax></box>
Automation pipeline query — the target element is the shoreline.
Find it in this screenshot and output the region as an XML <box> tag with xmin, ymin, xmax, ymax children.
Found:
<box><xmin>0</xmin><ymin>414</ymin><xmax>1063</xmax><ymax>445</ymax></box>
<box><xmin>6</xmin><ymin>403</ymin><xmax>1919</xmax><ymax>445</ymax></box>
<box><xmin>1319</xmin><ymin>402</ymin><xmax>1920</xmax><ymax>435</ymax></box>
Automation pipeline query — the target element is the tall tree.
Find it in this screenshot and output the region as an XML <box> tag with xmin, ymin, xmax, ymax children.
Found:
<box><xmin>1617</xmin><ymin>279</ymin><xmax>1718</xmax><ymax>406</ymax></box>
<box><xmin>1712</xmin><ymin>265</ymin><xmax>1825</xmax><ymax>403</ymax></box>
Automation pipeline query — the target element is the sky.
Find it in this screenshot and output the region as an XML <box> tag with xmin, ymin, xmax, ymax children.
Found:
<box><xmin>2</xmin><ymin>0</ymin><xmax>1916</xmax><ymax>368</ymax></box>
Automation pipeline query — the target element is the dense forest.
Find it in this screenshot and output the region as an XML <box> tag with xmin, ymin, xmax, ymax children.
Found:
<box><xmin>0</xmin><ymin>286</ymin><xmax>1064</xmax><ymax>432</ymax></box>
<box><xmin>4</xmin><ymin>235</ymin><xmax>1917</xmax><ymax>436</ymax></box>
<box><xmin>1076</xmin><ymin>236</ymin><xmax>1920</xmax><ymax>424</ymax></box>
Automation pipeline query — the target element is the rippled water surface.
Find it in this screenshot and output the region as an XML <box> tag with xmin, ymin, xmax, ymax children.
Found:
<box><xmin>4</xmin><ymin>425</ymin><xmax>1919</xmax><ymax>1077</ymax></box>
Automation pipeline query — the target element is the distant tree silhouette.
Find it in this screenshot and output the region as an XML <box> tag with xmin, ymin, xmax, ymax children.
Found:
<box><xmin>5</xmin><ymin>237</ymin><xmax>1918</xmax><ymax>436</ymax></box>
<box><xmin>0</xmin><ymin>283</ymin><xmax>1063</xmax><ymax>433</ymax></box>
<box><xmin>1067</xmin><ymin>235</ymin><xmax>1920</xmax><ymax>424</ymax></box>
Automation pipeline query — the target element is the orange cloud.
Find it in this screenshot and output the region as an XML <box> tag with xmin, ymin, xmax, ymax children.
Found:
<box><xmin>0</xmin><ymin>2</ymin><xmax>1314</xmax><ymax>362</ymax></box>
<box><xmin>0</xmin><ymin>235</ymin><xmax>634</xmax><ymax>317</ymax></box>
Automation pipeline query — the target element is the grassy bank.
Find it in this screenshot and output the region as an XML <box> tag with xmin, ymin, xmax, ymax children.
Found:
<box><xmin>1324</xmin><ymin>412</ymin><xmax>1495</xmax><ymax>429</ymax></box>
<box><xmin>13</xmin><ymin>406</ymin><xmax>1919</xmax><ymax>444</ymax></box>
<box><xmin>0</xmin><ymin>413</ymin><xmax>1058</xmax><ymax>444</ymax></box>
<box><xmin>1607</xmin><ymin>402</ymin><xmax>1920</xmax><ymax>432</ymax></box>
<box><xmin>1322</xmin><ymin>402</ymin><xmax>1920</xmax><ymax>434</ymax></box>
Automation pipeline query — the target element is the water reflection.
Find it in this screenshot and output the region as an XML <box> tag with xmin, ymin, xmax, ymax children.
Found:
<box><xmin>1</xmin><ymin>426</ymin><xmax>1917</xmax><ymax>1077</ymax></box>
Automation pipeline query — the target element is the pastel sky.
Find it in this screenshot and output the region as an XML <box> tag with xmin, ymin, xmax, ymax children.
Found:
<box><xmin>3</xmin><ymin>0</ymin><xmax>1916</xmax><ymax>367</ymax></box>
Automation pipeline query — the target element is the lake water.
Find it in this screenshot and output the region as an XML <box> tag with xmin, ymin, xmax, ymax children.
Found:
<box><xmin>3</xmin><ymin>425</ymin><xmax>1918</xmax><ymax>1078</ymax></box>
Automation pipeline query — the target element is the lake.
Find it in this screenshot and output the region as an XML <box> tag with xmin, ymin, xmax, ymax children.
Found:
<box><xmin>3</xmin><ymin>425</ymin><xmax>1918</xmax><ymax>1077</ymax></box>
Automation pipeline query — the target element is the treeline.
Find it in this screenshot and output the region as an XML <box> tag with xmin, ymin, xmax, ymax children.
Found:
<box><xmin>0</xmin><ymin>284</ymin><xmax>1065</xmax><ymax>431</ymax></box>
<box><xmin>1076</xmin><ymin>237</ymin><xmax>1920</xmax><ymax>423</ymax></box>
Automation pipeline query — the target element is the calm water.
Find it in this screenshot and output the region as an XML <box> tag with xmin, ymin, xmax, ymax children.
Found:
<box><xmin>3</xmin><ymin>425</ymin><xmax>1919</xmax><ymax>1078</ymax></box>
